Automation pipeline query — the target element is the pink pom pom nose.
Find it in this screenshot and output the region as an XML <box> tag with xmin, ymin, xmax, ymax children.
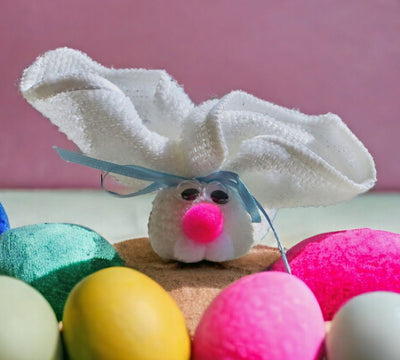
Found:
<box><xmin>182</xmin><ymin>203</ymin><xmax>224</xmax><ymax>244</ymax></box>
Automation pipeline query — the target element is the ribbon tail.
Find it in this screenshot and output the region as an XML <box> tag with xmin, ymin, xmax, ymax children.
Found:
<box><xmin>101</xmin><ymin>173</ymin><xmax>165</xmax><ymax>198</ymax></box>
<box><xmin>54</xmin><ymin>147</ymin><xmax>187</xmax><ymax>184</ymax></box>
<box><xmin>253</xmin><ymin>198</ymin><xmax>291</xmax><ymax>274</ymax></box>
<box><xmin>55</xmin><ymin>147</ymin><xmax>127</xmax><ymax>174</ymax></box>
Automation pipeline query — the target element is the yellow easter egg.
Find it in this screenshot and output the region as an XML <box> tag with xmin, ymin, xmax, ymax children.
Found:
<box><xmin>62</xmin><ymin>267</ymin><xmax>190</xmax><ymax>360</ymax></box>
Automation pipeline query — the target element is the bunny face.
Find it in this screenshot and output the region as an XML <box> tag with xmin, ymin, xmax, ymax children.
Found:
<box><xmin>148</xmin><ymin>181</ymin><xmax>253</xmax><ymax>262</ymax></box>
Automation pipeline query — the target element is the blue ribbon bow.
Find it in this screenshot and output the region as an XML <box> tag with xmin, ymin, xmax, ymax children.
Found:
<box><xmin>55</xmin><ymin>147</ymin><xmax>291</xmax><ymax>273</ymax></box>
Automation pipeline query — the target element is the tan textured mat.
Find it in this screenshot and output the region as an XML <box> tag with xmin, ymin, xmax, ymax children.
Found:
<box><xmin>114</xmin><ymin>238</ymin><xmax>281</xmax><ymax>335</ymax></box>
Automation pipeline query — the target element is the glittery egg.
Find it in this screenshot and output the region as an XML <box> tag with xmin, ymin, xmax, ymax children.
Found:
<box><xmin>326</xmin><ymin>291</ymin><xmax>400</xmax><ymax>360</ymax></box>
<box><xmin>0</xmin><ymin>223</ymin><xmax>124</xmax><ymax>320</ymax></box>
<box><xmin>192</xmin><ymin>271</ymin><xmax>325</xmax><ymax>360</ymax></box>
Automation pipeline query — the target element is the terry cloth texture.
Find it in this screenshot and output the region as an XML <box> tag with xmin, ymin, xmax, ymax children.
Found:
<box><xmin>0</xmin><ymin>223</ymin><xmax>123</xmax><ymax>320</ymax></box>
<box><xmin>20</xmin><ymin>47</ymin><xmax>376</xmax><ymax>210</ymax></box>
<box><xmin>114</xmin><ymin>237</ymin><xmax>281</xmax><ymax>336</ymax></box>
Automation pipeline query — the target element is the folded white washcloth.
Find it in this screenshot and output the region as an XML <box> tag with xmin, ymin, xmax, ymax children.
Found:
<box><xmin>20</xmin><ymin>48</ymin><xmax>376</xmax><ymax>262</ymax></box>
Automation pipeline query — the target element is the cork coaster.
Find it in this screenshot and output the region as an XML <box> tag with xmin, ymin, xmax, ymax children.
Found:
<box><xmin>114</xmin><ymin>238</ymin><xmax>281</xmax><ymax>336</ymax></box>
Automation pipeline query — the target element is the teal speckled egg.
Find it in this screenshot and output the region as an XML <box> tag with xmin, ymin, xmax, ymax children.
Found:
<box><xmin>0</xmin><ymin>276</ymin><xmax>63</xmax><ymax>360</ymax></box>
<box><xmin>0</xmin><ymin>223</ymin><xmax>124</xmax><ymax>320</ymax></box>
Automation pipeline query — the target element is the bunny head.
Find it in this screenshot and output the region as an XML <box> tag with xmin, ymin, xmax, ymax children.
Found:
<box><xmin>20</xmin><ymin>48</ymin><xmax>376</xmax><ymax>263</ymax></box>
<box><xmin>148</xmin><ymin>180</ymin><xmax>254</xmax><ymax>263</ymax></box>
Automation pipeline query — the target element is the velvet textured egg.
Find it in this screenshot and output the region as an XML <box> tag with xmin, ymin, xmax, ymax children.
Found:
<box><xmin>326</xmin><ymin>291</ymin><xmax>400</xmax><ymax>360</ymax></box>
<box><xmin>0</xmin><ymin>223</ymin><xmax>124</xmax><ymax>320</ymax></box>
<box><xmin>0</xmin><ymin>276</ymin><xmax>63</xmax><ymax>360</ymax></box>
<box><xmin>271</xmin><ymin>228</ymin><xmax>400</xmax><ymax>320</ymax></box>
<box><xmin>192</xmin><ymin>272</ymin><xmax>325</xmax><ymax>360</ymax></box>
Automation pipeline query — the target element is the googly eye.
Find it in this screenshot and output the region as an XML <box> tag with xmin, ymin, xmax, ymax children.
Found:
<box><xmin>205</xmin><ymin>182</ymin><xmax>230</xmax><ymax>205</ymax></box>
<box><xmin>211</xmin><ymin>189</ymin><xmax>229</xmax><ymax>204</ymax></box>
<box><xmin>176</xmin><ymin>180</ymin><xmax>202</xmax><ymax>201</ymax></box>
<box><xmin>181</xmin><ymin>188</ymin><xmax>200</xmax><ymax>201</ymax></box>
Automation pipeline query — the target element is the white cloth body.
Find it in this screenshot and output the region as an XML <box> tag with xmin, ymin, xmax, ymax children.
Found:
<box><xmin>20</xmin><ymin>48</ymin><xmax>376</xmax><ymax>262</ymax></box>
<box><xmin>148</xmin><ymin>185</ymin><xmax>254</xmax><ymax>262</ymax></box>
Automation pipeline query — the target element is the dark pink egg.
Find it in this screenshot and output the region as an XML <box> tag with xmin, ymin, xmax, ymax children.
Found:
<box><xmin>192</xmin><ymin>272</ymin><xmax>325</xmax><ymax>360</ymax></box>
<box><xmin>271</xmin><ymin>228</ymin><xmax>400</xmax><ymax>320</ymax></box>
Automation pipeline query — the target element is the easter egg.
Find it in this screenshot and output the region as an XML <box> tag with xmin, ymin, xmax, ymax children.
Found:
<box><xmin>0</xmin><ymin>201</ymin><xmax>10</xmax><ymax>235</ymax></box>
<box><xmin>326</xmin><ymin>291</ymin><xmax>400</xmax><ymax>360</ymax></box>
<box><xmin>192</xmin><ymin>271</ymin><xmax>325</xmax><ymax>360</ymax></box>
<box><xmin>62</xmin><ymin>266</ymin><xmax>191</xmax><ymax>360</ymax></box>
<box><xmin>0</xmin><ymin>223</ymin><xmax>124</xmax><ymax>320</ymax></box>
<box><xmin>271</xmin><ymin>228</ymin><xmax>400</xmax><ymax>320</ymax></box>
<box><xmin>0</xmin><ymin>275</ymin><xmax>63</xmax><ymax>360</ymax></box>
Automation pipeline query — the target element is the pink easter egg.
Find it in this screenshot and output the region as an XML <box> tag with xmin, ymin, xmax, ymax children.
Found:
<box><xmin>271</xmin><ymin>228</ymin><xmax>400</xmax><ymax>320</ymax></box>
<box><xmin>192</xmin><ymin>272</ymin><xmax>325</xmax><ymax>360</ymax></box>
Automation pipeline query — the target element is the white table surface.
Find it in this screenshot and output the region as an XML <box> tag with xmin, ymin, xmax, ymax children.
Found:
<box><xmin>1</xmin><ymin>190</ymin><xmax>399</xmax><ymax>248</ymax></box>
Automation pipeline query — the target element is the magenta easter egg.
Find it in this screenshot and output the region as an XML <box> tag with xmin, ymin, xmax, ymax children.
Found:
<box><xmin>271</xmin><ymin>228</ymin><xmax>400</xmax><ymax>320</ymax></box>
<box><xmin>192</xmin><ymin>272</ymin><xmax>325</xmax><ymax>360</ymax></box>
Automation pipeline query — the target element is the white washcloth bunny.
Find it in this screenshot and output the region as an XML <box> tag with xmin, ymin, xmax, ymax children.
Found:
<box><xmin>20</xmin><ymin>48</ymin><xmax>376</xmax><ymax>263</ymax></box>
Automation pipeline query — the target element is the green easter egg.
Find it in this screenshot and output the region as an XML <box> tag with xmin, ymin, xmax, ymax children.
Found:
<box><xmin>0</xmin><ymin>276</ymin><xmax>63</xmax><ymax>360</ymax></box>
<box><xmin>0</xmin><ymin>223</ymin><xmax>124</xmax><ymax>320</ymax></box>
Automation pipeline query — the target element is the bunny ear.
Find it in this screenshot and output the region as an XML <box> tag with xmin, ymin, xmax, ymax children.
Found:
<box><xmin>20</xmin><ymin>48</ymin><xmax>194</xmax><ymax>183</ymax></box>
<box><xmin>180</xmin><ymin>99</ymin><xmax>228</xmax><ymax>176</ymax></box>
<box><xmin>210</xmin><ymin>91</ymin><xmax>376</xmax><ymax>208</ymax></box>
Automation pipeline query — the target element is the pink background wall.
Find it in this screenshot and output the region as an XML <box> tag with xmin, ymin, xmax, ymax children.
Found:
<box><xmin>1</xmin><ymin>0</ymin><xmax>399</xmax><ymax>190</ymax></box>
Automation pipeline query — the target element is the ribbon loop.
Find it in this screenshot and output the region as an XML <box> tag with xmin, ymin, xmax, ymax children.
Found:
<box><xmin>198</xmin><ymin>171</ymin><xmax>261</xmax><ymax>223</ymax></box>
